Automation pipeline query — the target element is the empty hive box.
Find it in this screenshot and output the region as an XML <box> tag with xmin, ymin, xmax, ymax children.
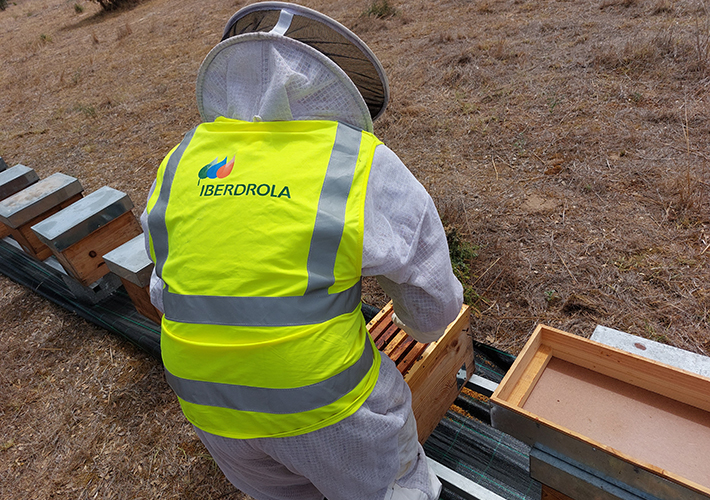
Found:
<box><xmin>0</xmin><ymin>164</ymin><xmax>40</xmax><ymax>239</ymax></box>
<box><xmin>103</xmin><ymin>234</ymin><xmax>162</xmax><ymax>324</ymax></box>
<box><xmin>0</xmin><ymin>173</ymin><xmax>83</xmax><ymax>260</ymax></box>
<box><xmin>31</xmin><ymin>186</ymin><xmax>142</xmax><ymax>287</ymax></box>
<box><xmin>490</xmin><ymin>324</ymin><xmax>710</xmax><ymax>500</ymax></box>
<box><xmin>367</xmin><ymin>302</ymin><xmax>473</xmax><ymax>443</ymax></box>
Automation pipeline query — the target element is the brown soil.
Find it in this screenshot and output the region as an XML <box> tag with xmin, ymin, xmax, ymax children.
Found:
<box><xmin>1</xmin><ymin>0</ymin><xmax>709</xmax><ymax>498</ymax></box>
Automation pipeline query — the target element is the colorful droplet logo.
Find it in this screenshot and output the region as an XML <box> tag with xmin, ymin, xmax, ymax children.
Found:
<box><xmin>198</xmin><ymin>154</ymin><xmax>236</xmax><ymax>185</ymax></box>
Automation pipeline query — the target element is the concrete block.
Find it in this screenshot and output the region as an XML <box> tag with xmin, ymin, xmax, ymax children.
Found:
<box><xmin>591</xmin><ymin>325</ymin><xmax>710</xmax><ymax>379</ymax></box>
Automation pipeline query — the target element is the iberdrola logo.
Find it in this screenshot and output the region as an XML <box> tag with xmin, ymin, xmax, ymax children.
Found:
<box><xmin>197</xmin><ymin>154</ymin><xmax>236</xmax><ymax>185</ymax></box>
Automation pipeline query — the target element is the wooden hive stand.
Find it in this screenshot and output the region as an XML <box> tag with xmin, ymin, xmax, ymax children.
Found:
<box><xmin>0</xmin><ymin>173</ymin><xmax>83</xmax><ymax>260</ymax></box>
<box><xmin>103</xmin><ymin>234</ymin><xmax>163</xmax><ymax>324</ymax></box>
<box><xmin>0</xmin><ymin>164</ymin><xmax>40</xmax><ymax>240</ymax></box>
<box><xmin>31</xmin><ymin>186</ymin><xmax>142</xmax><ymax>287</ymax></box>
<box><xmin>367</xmin><ymin>302</ymin><xmax>473</xmax><ymax>443</ymax></box>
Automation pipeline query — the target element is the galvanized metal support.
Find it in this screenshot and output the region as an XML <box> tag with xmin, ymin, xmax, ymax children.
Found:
<box><xmin>429</xmin><ymin>459</ymin><xmax>508</xmax><ymax>500</ymax></box>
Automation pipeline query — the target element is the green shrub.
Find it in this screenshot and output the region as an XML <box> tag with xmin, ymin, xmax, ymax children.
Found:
<box><xmin>0</xmin><ymin>0</ymin><xmax>7</xmax><ymax>12</ymax></box>
<box><xmin>364</xmin><ymin>0</ymin><xmax>397</xmax><ymax>19</ymax></box>
<box><xmin>445</xmin><ymin>225</ymin><xmax>479</xmax><ymax>305</ymax></box>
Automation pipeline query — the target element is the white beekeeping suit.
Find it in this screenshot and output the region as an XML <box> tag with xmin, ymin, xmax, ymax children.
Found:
<box><xmin>141</xmin><ymin>3</ymin><xmax>463</xmax><ymax>499</ymax></box>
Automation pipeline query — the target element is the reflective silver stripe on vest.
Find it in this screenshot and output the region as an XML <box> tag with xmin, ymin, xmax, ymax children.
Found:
<box><xmin>147</xmin><ymin>127</ymin><xmax>197</xmax><ymax>279</ymax></box>
<box><xmin>163</xmin><ymin>281</ymin><xmax>361</xmax><ymax>326</ymax></box>
<box><xmin>165</xmin><ymin>334</ymin><xmax>375</xmax><ymax>414</ymax></box>
<box><xmin>306</xmin><ymin>123</ymin><xmax>362</xmax><ymax>293</ymax></box>
<box><xmin>153</xmin><ymin>122</ymin><xmax>364</xmax><ymax>327</ymax></box>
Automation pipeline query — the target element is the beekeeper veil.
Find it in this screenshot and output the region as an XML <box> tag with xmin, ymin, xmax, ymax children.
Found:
<box><xmin>196</xmin><ymin>2</ymin><xmax>389</xmax><ymax>133</ymax></box>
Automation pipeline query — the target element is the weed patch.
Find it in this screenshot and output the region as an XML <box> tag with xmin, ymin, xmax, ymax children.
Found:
<box><xmin>363</xmin><ymin>0</ymin><xmax>397</xmax><ymax>19</ymax></box>
<box><xmin>445</xmin><ymin>225</ymin><xmax>479</xmax><ymax>305</ymax></box>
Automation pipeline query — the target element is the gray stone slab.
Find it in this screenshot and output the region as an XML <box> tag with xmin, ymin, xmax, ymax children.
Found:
<box><xmin>31</xmin><ymin>186</ymin><xmax>133</xmax><ymax>252</ymax></box>
<box><xmin>591</xmin><ymin>325</ymin><xmax>710</xmax><ymax>379</ymax></box>
<box><xmin>0</xmin><ymin>164</ymin><xmax>40</xmax><ymax>201</ymax></box>
<box><xmin>102</xmin><ymin>234</ymin><xmax>153</xmax><ymax>288</ymax></box>
<box><xmin>0</xmin><ymin>173</ymin><xmax>83</xmax><ymax>228</ymax></box>
<box><xmin>530</xmin><ymin>445</ymin><xmax>664</xmax><ymax>500</ymax></box>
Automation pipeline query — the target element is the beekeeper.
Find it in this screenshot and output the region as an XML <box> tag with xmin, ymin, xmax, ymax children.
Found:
<box><xmin>142</xmin><ymin>2</ymin><xmax>463</xmax><ymax>499</ymax></box>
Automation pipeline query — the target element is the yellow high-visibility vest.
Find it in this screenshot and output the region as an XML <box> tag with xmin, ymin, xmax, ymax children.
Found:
<box><xmin>146</xmin><ymin>118</ymin><xmax>382</xmax><ymax>438</ymax></box>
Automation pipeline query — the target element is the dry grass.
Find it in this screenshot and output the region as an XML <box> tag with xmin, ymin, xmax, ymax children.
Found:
<box><xmin>1</xmin><ymin>0</ymin><xmax>709</xmax><ymax>498</ymax></box>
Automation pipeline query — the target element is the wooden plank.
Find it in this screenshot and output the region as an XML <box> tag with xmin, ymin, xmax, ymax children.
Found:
<box><xmin>122</xmin><ymin>279</ymin><xmax>162</xmax><ymax>324</ymax></box>
<box><xmin>397</xmin><ymin>341</ymin><xmax>429</xmax><ymax>375</ymax></box>
<box><xmin>383</xmin><ymin>330</ymin><xmax>408</xmax><ymax>357</ymax></box>
<box><xmin>375</xmin><ymin>322</ymin><xmax>400</xmax><ymax>350</ymax></box>
<box><xmin>540</xmin><ymin>325</ymin><xmax>710</xmax><ymax>413</ymax></box>
<box><xmin>507</xmin><ymin>345</ymin><xmax>552</xmax><ymax>408</ymax></box>
<box><xmin>55</xmin><ymin>212</ymin><xmax>141</xmax><ymax>286</ymax></box>
<box><xmin>389</xmin><ymin>335</ymin><xmax>416</xmax><ymax>364</ymax></box>
<box><xmin>541</xmin><ymin>485</ymin><xmax>573</xmax><ymax>500</ymax></box>
<box><xmin>404</xmin><ymin>305</ymin><xmax>473</xmax><ymax>443</ymax></box>
<box><xmin>366</xmin><ymin>302</ymin><xmax>393</xmax><ymax>339</ymax></box>
<box><xmin>492</xmin><ymin>324</ymin><xmax>543</xmax><ymax>402</ymax></box>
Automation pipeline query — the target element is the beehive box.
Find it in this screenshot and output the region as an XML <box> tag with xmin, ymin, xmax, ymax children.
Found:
<box><xmin>0</xmin><ymin>164</ymin><xmax>40</xmax><ymax>239</ymax></box>
<box><xmin>102</xmin><ymin>234</ymin><xmax>162</xmax><ymax>324</ymax></box>
<box><xmin>490</xmin><ymin>324</ymin><xmax>710</xmax><ymax>500</ymax></box>
<box><xmin>0</xmin><ymin>173</ymin><xmax>83</xmax><ymax>260</ymax></box>
<box><xmin>367</xmin><ymin>302</ymin><xmax>473</xmax><ymax>443</ymax></box>
<box><xmin>31</xmin><ymin>186</ymin><xmax>142</xmax><ymax>287</ymax></box>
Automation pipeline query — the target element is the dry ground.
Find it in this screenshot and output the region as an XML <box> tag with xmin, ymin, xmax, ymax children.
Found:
<box><xmin>1</xmin><ymin>0</ymin><xmax>709</xmax><ymax>498</ymax></box>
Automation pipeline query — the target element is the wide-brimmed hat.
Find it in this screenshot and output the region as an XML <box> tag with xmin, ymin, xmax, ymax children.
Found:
<box><xmin>196</xmin><ymin>2</ymin><xmax>389</xmax><ymax>131</ymax></box>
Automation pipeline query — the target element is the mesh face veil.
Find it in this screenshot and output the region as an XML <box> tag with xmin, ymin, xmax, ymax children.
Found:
<box><xmin>196</xmin><ymin>2</ymin><xmax>389</xmax><ymax>132</ymax></box>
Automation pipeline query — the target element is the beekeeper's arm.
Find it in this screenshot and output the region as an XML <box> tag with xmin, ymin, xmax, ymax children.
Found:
<box><xmin>363</xmin><ymin>145</ymin><xmax>464</xmax><ymax>344</ymax></box>
<box><xmin>140</xmin><ymin>181</ymin><xmax>166</xmax><ymax>314</ymax></box>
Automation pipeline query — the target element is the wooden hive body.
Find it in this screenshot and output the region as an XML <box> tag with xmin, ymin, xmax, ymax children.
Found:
<box><xmin>367</xmin><ymin>302</ymin><xmax>473</xmax><ymax>443</ymax></box>
<box><xmin>103</xmin><ymin>234</ymin><xmax>163</xmax><ymax>324</ymax></box>
<box><xmin>0</xmin><ymin>165</ymin><xmax>40</xmax><ymax>240</ymax></box>
<box><xmin>0</xmin><ymin>173</ymin><xmax>83</xmax><ymax>260</ymax></box>
<box><xmin>491</xmin><ymin>324</ymin><xmax>710</xmax><ymax>500</ymax></box>
<box><xmin>31</xmin><ymin>187</ymin><xmax>142</xmax><ymax>286</ymax></box>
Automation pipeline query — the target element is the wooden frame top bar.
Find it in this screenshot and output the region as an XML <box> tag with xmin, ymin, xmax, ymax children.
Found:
<box><xmin>102</xmin><ymin>234</ymin><xmax>153</xmax><ymax>287</ymax></box>
<box><xmin>0</xmin><ymin>173</ymin><xmax>83</xmax><ymax>228</ymax></box>
<box><xmin>32</xmin><ymin>186</ymin><xmax>133</xmax><ymax>252</ymax></box>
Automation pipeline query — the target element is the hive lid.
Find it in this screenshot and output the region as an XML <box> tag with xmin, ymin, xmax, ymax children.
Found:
<box><xmin>102</xmin><ymin>234</ymin><xmax>153</xmax><ymax>287</ymax></box>
<box><xmin>0</xmin><ymin>164</ymin><xmax>40</xmax><ymax>201</ymax></box>
<box><xmin>31</xmin><ymin>186</ymin><xmax>133</xmax><ymax>252</ymax></box>
<box><xmin>0</xmin><ymin>173</ymin><xmax>83</xmax><ymax>228</ymax></box>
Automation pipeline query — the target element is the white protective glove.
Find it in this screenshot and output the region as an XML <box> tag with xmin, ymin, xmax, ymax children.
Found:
<box><xmin>391</xmin><ymin>312</ymin><xmax>446</xmax><ymax>344</ymax></box>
